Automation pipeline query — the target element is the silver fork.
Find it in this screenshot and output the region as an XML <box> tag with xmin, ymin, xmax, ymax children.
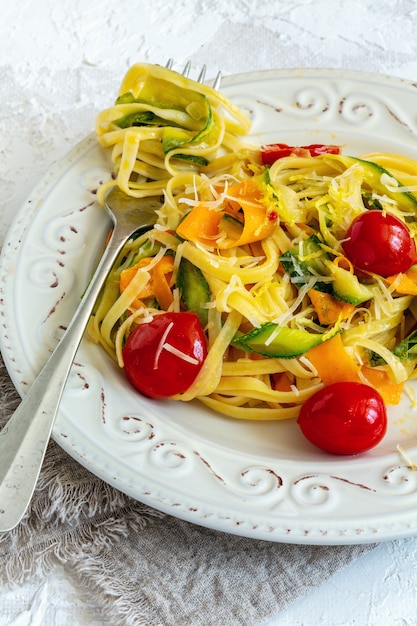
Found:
<box><xmin>0</xmin><ymin>62</ymin><xmax>219</xmax><ymax>532</ymax></box>
<box><xmin>166</xmin><ymin>57</ymin><xmax>222</xmax><ymax>89</ymax></box>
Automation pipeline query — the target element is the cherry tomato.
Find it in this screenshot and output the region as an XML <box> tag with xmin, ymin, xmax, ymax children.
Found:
<box><xmin>260</xmin><ymin>143</ymin><xmax>340</xmax><ymax>165</ymax></box>
<box><xmin>297</xmin><ymin>382</ymin><xmax>387</xmax><ymax>455</ymax></box>
<box><xmin>343</xmin><ymin>210</ymin><xmax>417</xmax><ymax>277</ymax></box>
<box><xmin>122</xmin><ymin>312</ymin><xmax>207</xmax><ymax>399</ymax></box>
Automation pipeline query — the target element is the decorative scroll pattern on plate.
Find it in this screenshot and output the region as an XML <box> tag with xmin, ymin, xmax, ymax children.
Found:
<box><xmin>4</xmin><ymin>72</ymin><xmax>417</xmax><ymax>543</ymax></box>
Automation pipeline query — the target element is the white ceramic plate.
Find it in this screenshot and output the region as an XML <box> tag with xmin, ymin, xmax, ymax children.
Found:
<box><xmin>3</xmin><ymin>68</ymin><xmax>417</xmax><ymax>545</ymax></box>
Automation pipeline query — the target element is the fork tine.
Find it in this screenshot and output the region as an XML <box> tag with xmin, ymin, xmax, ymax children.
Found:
<box><xmin>212</xmin><ymin>70</ymin><xmax>222</xmax><ymax>90</ymax></box>
<box><xmin>164</xmin><ymin>59</ymin><xmax>221</xmax><ymax>89</ymax></box>
<box><xmin>181</xmin><ymin>60</ymin><xmax>192</xmax><ymax>77</ymax></box>
<box><xmin>196</xmin><ymin>65</ymin><xmax>207</xmax><ymax>83</ymax></box>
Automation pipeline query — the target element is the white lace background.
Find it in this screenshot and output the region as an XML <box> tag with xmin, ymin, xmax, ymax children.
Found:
<box><xmin>2</xmin><ymin>1</ymin><xmax>417</xmax><ymax>624</ymax></box>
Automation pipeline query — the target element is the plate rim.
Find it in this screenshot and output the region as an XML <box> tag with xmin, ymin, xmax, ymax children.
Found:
<box><xmin>3</xmin><ymin>67</ymin><xmax>417</xmax><ymax>544</ymax></box>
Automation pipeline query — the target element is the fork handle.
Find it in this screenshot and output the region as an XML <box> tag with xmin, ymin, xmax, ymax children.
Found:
<box><xmin>0</xmin><ymin>222</ymin><xmax>136</xmax><ymax>532</ymax></box>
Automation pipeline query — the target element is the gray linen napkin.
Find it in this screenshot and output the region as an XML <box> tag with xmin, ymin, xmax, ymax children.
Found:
<box><xmin>0</xmin><ymin>355</ymin><xmax>374</xmax><ymax>626</ymax></box>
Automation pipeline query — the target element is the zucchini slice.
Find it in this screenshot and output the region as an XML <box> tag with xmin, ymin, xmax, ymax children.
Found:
<box><xmin>232</xmin><ymin>323</ymin><xmax>330</xmax><ymax>358</ymax></box>
<box><xmin>177</xmin><ymin>257</ymin><xmax>211</xmax><ymax>327</ymax></box>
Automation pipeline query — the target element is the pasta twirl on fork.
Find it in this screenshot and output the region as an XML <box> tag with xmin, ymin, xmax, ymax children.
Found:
<box><xmin>95</xmin><ymin>62</ymin><xmax>251</xmax><ymax>204</ymax></box>
<box><xmin>88</xmin><ymin>63</ymin><xmax>417</xmax><ymax>422</ymax></box>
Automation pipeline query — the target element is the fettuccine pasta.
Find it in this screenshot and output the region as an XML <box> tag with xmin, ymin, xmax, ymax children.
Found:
<box><xmin>95</xmin><ymin>62</ymin><xmax>251</xmax><ymax>204</ymax></box>
<box><xmin>88</xmin><ymin>63</ymin><xmax>417</xmax><ymax>420</ymax></box>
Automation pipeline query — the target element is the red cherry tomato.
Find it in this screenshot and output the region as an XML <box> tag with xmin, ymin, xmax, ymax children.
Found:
<box><xmin>260</xmin><ymin>143</ymin><xmax>340</xmax><ymax>165</ymax></box>
<box><xmin>343</xmin><ymin>210</ymin><xmax>417</xmax><ymax>277</ymax></box>
<box><xmin>297</xmin><ymin>382</ymin><xmax>387</xmax><ymax>455</ymax></box>
<box><xmin>122</xmin><ymin>312</ymin><xmax>207</xmax><ymax>399</ymax></box>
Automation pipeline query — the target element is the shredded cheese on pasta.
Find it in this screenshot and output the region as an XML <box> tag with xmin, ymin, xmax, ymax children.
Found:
<box><xmin>88</xmin><ymin>63</ymin><xmax>417</xmax><ymax>420</ymax></box>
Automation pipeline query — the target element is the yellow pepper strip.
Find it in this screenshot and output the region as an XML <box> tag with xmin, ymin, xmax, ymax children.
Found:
<box><xmin>386</xmin><ymin>266</ymin><xmax>417</xmax><ymax>295</ymax></box>
<box><xmin>120</xmin><ymin>255</ymin><xmax>175</xmax><ymax>310</ymax></box>
<box><xmin>361</xmin><ymin>365</ymin><xmax>404</xmax><ymax>405</ymax></box>
<box><xmin>308</xmin><ymin>289</ymin><xmax>355</xmax><ymax>325</ymax></box>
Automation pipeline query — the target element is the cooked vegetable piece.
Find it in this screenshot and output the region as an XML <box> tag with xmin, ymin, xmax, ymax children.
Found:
<box><xmin>176</xmin><ymin>176</ymin><xmax>277</xmax><ymax>249</ymax></box>
<box><xmin>280</xmin><ymin>234</ymin><xmax>331</xmax><ymax>291</ymax></box>
<box><xmin>343</xmin><ymin>210</ymin><xmax>417</xmax><ymax>277</ymax></box>
<box><xmin>218</xmin><ymin>213</ymin><xmax>244</xmax><ymax>240</ymax></box>
<box><xmin>176</xmin><ymin>204</ymin><xmax>222</xmax><ymax>246</ymax></box>
<box><xmin>119</xmin><ymin>255</ymin><xmax>174</xmax><ymax>310</ymax></box>
<box><xmin>232</xmin><ymin>323</ymin><xmax>331</xmax><ymax>358</ymax></box>
<box><xmin>177</xmin><ymin>258</ymin><xmax>211</xmax><ymax>327</ymax></box>
<box><xmin>386</xmin><ymin>266</ymin><xmax>417</xmax><ymax>295</ymax></box>
<box><xmin>361</xmin><ymin>365</ymin><xmax>404</xmax><ymax>405</ymax></box>
<box><xmin>122</xmin><ymin>312</ymin><xmax>207</xmax><ymax>398</ymax></box>
<box><xmin>260</xmin><ymin>143</ymin><xmax>340</xmax><ymax>165</ymax></box>
<box><xmin>297</xmin><ymin>381</ymin><xmax>387</xmax><ymax>455</ymax></box>
<box><xmin>392</xmin><ymin>328</ymin><xmax>417</xmax><ymax>362</ymax></box>
<box><xmin>115</xmin><ymin>64</ymin><xmax>215</xmax><ymax>154</ymax></box>
<box><xmin>305</xmin><ymin>334</ymin><xmax>361</xmax><ymax>385</ymax></box>
<box><xmin>339</xmin><ymin>155</ymin><xmax>417</xmax><ymax>213</ymax></box>
<box><xmin>270</xmin><ymin>371</ymin><xmax>294</xmax><ymax>392</ymax></box>
<box><xmin>173</xmin><ymin>154</ymin><xmax>209</xmax><ymax>166</ymax></box>
<box><xmin>281</xmin><ymin>235</ymin><xmax>374</xmax><ymax>304</ymax></box>
<box><xmin>308</xmin><ymin>289</ymin><xmax>355</xmax><ymax>325</ymax></box>
<box><xmin>328</xmin><ymin>263</ymin><xmax>374</xmax><ymax>304</ymax></box>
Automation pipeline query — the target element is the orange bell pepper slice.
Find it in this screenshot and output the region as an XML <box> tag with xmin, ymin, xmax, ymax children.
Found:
<box><xmin>306</xmin><ymin>335</ymin><xmax>404</xmax><ymax>404</ymax></box>
<box><xmin>271</xmin><ymin>371</ymin><xmax>294</xmax><ymax>392</ymax></box>
<box><xmin>224</xmin><ymin>179</ymin><xmax>264</xmax><ymax>216</ymax></box>
<box><xmin>386</xmin><ymin>266</ymin><xmax>417</xmax><ymax>295</ymax></box>
<box><xmin>120</xmin><ymin>255</ymin><xmax>175</xmax><ymax>310</ymax></box>
<box><xmin>308</xmin><ymin>289</ymin><xmax>355</xmax><ymax>325</ymax></box>
<box><xmin>176</xmin><ymin>204</ymin><xmax>223</xmax><ymax>247</ymax></box>
<box><xmin>176</xmin><ymin>178</ymin><xmax>277</xmax><ymax>249</ymax></box>
<box><xmin>360</xmin><ymin>365</ymin><xmax>404</xmax><ymax>405</ymax></box>
<box><xmin>305</xmin><ymin>334</ymin><xmax>361</xmax><ymax>385</ymax></box>
<box><xmin>270</xmin><ymin>371</ymin><xmax>296</xmax><ymax>406</ymax></box>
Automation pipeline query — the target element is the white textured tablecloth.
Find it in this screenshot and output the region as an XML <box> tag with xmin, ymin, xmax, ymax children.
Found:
<box><xmin>2</xmin><ymin>1</ymin><xmax>417</xmax><ymax>624</ymax></box>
